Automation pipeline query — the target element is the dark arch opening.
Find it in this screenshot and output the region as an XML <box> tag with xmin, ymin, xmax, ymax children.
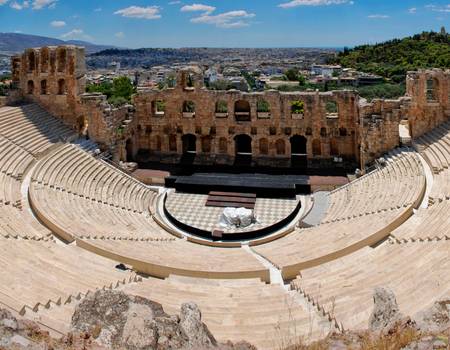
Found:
<box><xmin>27</xmin><ymin>80</ymin><xmax>34</xmax><ymax>95</ymax></box>
<box><xmin>290</xmin><ymin>135</ymin><xmax>307</xmax><ymax>155</ymax></box>
<box><xmin>290</xmin><ymin>135</ymin><xmax>307</xmax><ymax>168</ymax></box>
<box><xmin>58</xmin><ymin>79</ymin><xmax>66</xmax><ymax>95</ymax></box>
<box><xmin>126</xmin><ymin>139</ymin><xmax>134</xmax><ymax>161</ymax></box>
<box><xmin>235</xmin><ymin>134</ymin><xmax>252</xmax><ymax>155</ymax></box>
<box><xmin>182</xmin><ymin>134</ymin><xmax>197</xmax><ymax>154</ymax></box>
<box><xmin>235</xmin><ymin>100</ymin><xmax>251</xmax><ymax>121</ymax></box>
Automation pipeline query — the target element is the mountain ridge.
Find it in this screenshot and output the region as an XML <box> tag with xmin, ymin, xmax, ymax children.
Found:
<box><xmin>0</xmin><ymin>32</ymin><xmax>119</xmax><ymax>55</ymax></box>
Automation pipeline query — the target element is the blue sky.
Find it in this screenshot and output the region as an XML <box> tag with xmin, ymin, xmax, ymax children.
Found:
<box><xmin>0</xmin><ymin>0</ymin><xmax>449</xmax><ymax>48</ymax></box>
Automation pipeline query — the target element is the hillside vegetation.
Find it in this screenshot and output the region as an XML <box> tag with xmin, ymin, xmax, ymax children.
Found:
<box><xmin>331</xmin><ymin>30</ymin><xmax>450</xmax><ymax>82</ymax></box>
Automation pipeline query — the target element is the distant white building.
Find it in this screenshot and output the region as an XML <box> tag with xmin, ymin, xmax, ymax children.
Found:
<box><xmin>311</xmin><ymin>64</ymin><xmax>342</xmax><ymax>78</ymax></box>
<box><xmin>205</xmin><ymin>67</ymin><xmax>219</xmax><ymax>83</ymax></box>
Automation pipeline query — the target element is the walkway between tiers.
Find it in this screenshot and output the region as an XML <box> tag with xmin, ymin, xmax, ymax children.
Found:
<box><xmin>414</xmin><ymin>150</ymin><xmax>434</xmax><ymax>209</ymax></box>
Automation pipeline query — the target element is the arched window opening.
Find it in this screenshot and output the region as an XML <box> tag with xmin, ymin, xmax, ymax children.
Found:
<box><xmin>259</xmin><ymin>138</ymin><xmax>269</xmax><ymax>155</ymax></box>
<box><xmin>28</xmin><ymin>51</ymin><xmax>36</xmax><ymax>72</ymax></box>
<box><xmin>182</xmin><ymin>101</ymin><xmax>195</xmax><ymax>118</ymax></box>
<box><xmin>234</xmin><ymin>100</ymin><xmax>251</xmax><ymax>121</ymax></box>
<box><xmin>215</xmin><ymin>100</ymin><xmax>228</xmax><ymax>117</ymax></box>
<box><xmin>276</xmin><ymin>139</ymin><xmax>285</xmax><ymax>155</ymax></box>
<box><xmin>40</xmin><ymin>80</ymin><xmax>47</xmax><ymax>95</ymax></box>
<box><xmin>201</xmin><ymin>136</ymin><xmax>212</xmax><ymax>153</ymax></box>
<box><xmin>330</xmin><ymin>138</ymin><xmax>339</xmax><ymax>156</ymax></box>
<box><xmin>312</xmin><ymin>139</ymin><xmax>322</xmax><ymax>156</ymax></box>
<box><xmin>169</xmin><ymin>134</ymin><xmax>177</xmax><ymax>152</ymax></box>
<box><xmin>57</xmin><ymin>48</ymin><xmax>67</xmax><ymax>73</ymax></box>
<box><xmin>57</xmin><ymin>79</ymin><xmax>66</xmax><ymax>95</ymax></box>
<box><xmin>219</xmin><ymin>137</ymin><xmax>228</xmax><ymax>154</ymax></box>
<box><xmin>27</xmin><ymin>80</ymin><xmax>34</xmax><ymax>95</ymax></box>
<box><xmin>257</xmin><ymin>100</ymin><xmax>271</xmax><ymax>118</ymax></box>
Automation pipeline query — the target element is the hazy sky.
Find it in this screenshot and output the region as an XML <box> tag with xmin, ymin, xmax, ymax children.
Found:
<box><xmin>0</xmin><ymin>0</ymin><xmax>449</xmax><ymax>48</ymax></box>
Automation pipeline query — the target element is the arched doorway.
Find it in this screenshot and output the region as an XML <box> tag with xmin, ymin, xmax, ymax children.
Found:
<box><xmin>182</xmin><ymin>134</ymin><xmax>197</xmax><ymax>154</ymax></box>
<box><xmin>234</xmin><ymin>134</ymin><xmax>252</xmax><ymax>166</ymax></box>
<box><xmin>235</xmin><ymin>134</ymin><xmax>252</xmax><ymax>155</ymax></box>
<box><xmin>290</xmin><ymin>135</ymin><xmax>307</xmax><ymax>168</ymax></box>
<box><xmin>126</xmin><ymin>138</ymin><xmax>134</xmax><ymax>161</ymax></box>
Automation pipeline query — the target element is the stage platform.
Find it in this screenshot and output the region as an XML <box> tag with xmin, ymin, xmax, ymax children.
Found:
<box><xmin>165</xmin><ymin>173</ymin><xmax>310</xmax><ymax>198</ymax></box>
<box><xmin>164</xmin><ymin>191</ymin><xmax>302</xmax><ymax>241</ymax></box>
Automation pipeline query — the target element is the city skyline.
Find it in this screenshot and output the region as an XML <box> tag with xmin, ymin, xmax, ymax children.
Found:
<box><xmin>0</xmin><ymin>0</ymin><xmax>449</xmax><ymax>48</ymax></box>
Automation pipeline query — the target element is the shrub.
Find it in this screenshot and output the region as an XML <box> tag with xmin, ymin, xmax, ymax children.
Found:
<box><xmin>291</xmin><ymin>101</ymin><xmax>305</xmax><ymax>114</ymax></box>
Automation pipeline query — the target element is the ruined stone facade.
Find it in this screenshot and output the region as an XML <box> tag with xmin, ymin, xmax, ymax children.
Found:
<box><xmin>132</xmin><ymin>71</ymin><xmax>359</xmax><ymax>168</ymax></box>
<box><xmin>11</xmin><ymin>46</ymin><xmax>86</xmax><ymax>130</ymax></box>
<box><xmin>9</xmin><ymin>46</ymin><xmax>450</xmax><ymax>170</ymax></box>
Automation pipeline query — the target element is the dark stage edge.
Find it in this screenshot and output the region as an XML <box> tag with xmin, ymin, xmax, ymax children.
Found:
<box><xmin>165</xmin><ymin>173</ymin><xmax>310</xmax><ymax>198</ymax></box>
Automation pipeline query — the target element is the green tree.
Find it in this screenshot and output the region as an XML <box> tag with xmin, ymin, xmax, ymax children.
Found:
<box><xmin>112</xmin><ymin>76</ymin><xmax>135</xmax><ymax>102</ymax></box>
<box><xmin>284</xmin><ymin>68</ymin><xmax>299</xmax><ymax>81</ymax></box>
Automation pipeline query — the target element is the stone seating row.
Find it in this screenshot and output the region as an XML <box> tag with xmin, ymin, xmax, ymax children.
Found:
<box><xmin>322</xmin><ymin>149</ymin><xmax>424</xmax><ymax>223</ymax></box>
<box><xmin>291</xmin><ymin>240</ymin><xmax>450</xmax><ymax>331</ymax></box>
<box><xmin>32</xmin><ymin>275</ymin><xmax>333</xmax><ymax>350</ymax></box>
<box><xmin>31</xmin><ymin>144</ymin><xmax>155</xmax><ymax>213</ymax></box>
<box><xmin>0</xmin><ymin>238</ymin><xmax>138</xmax><ymax>317</ymax></box>
<box><xmin>29</xmin><ymin>182</ymin><xmax>175</xmax><ymax>242</ymax></box>
<box><xmin>76</xmin><ymin>237</ymin><xmax>270</xmax><ymax>282</ymax></box>
<box><xmin>254</xmin><ymin>207</ymin><xmax>410</xmax><ymax>280</ymax></box>
<box><xmin>0</xmin><ymin>136</ymin><xmax>36</xmax><ymax>207</ymax></box>
<box><xmin>414</xmin><ymin>121</ymin><xmax>450</xmax><ymax>203</ymax></box>
<box><xmin>390</xmin><ymin>200</ymin><xmax>450</xmax><ymax>242</ymax></box>
<box><xmin>0</xmin><ymin>105</ymin><xmax>75</xmax><ymax>156</ymax></box>
<box><xmin>0</xmin><ymin>204</ymin><xmax>52</xmax><ymax>240</ymax></box>
<box><xmin>415</xmin><ymin>121</ymin><xmax>450</xmax><ymax>173</ymax></box>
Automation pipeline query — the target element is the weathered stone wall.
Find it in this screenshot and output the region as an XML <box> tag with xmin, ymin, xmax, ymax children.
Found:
<box><xmin>12</xmin><ymin>45</ymin><xmax>86</xmax><ymax>130</ymax></box>
<box><xmin>406</xmin><ymin>69</ymin><xmax>450</xmax><ymax>138</ymax></box>
<box><xmin>359</xmin><ymin>98</ymin><xmax>408</xmax><ymax>168</ymax></box>
<box><xmin>133</xmin><ymin>70</ymin><xmax>360</xmax><ymax>168</ymax></box>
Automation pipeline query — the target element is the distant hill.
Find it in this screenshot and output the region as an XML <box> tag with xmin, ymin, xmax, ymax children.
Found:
<box><xmin>331</xmin><ymin>30</ymin><xmax>450</xmax><ymax>82</ymax></box>
<box><xmin>0</xmin><ymin>33</ymin><xmax>118</xmax><ymax>55</ymax></box>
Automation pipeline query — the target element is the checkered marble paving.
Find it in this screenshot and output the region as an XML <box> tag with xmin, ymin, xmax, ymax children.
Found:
<box><xmin>165</xmin><ymin>192</ymin><xmax>300</xmax><ymax>234</ymax></box>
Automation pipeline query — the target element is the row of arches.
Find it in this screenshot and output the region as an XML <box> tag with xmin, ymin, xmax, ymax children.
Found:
<box><xmin>27</xmin><ymin>79</ymin><xmax>66</xmax><ymax>95</ymax></box>
<box><xmin>150</xmin><ymin>134</ymin><xmax>342</xmax><ymax>157</ymax></box>
<box><xmin>27</xmin><ymin>48</ymin><xmax>67</xmax><ymax>73</ymax></box>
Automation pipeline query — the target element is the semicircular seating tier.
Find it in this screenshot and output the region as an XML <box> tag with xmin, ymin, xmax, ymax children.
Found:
<box><xmin>253</xmin><ymin>149</ymin><xmax>426</xmax><ymax>280</ymax></box>
<box><xmin>0</xmin><ymin>104</ymin><xmax>76</xmax><ymax>156</ymax></box>
<box><xmin>321</xmin><ymin>149</ymin><xmax>425</xmax><ymax>223</ymax></box>
<box><xmin>30</xmin><ymin>275</ymin><xmax>335</xmax><ymax>350</ymax></box>
<box><xmin>0</xmin><ymin>237</ymin><xmax>139</xmax><ymax>318</ymax></box>
<box><xmin>28</xmin><ymin>143</ymin><xmax>269</xmax><ymax>281</ymax></box>
<box><xmin>414</xmin><ymin>120</ymin><xmax>450</xmax><ymax>204</ymax></box>
<box><xmin>291</xmin><ymin>240</ymin><xmax>450</xmax><ymax>331</ymax></box>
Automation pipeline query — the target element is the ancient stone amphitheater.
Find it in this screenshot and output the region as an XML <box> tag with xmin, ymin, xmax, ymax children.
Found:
<box><xmin>0</xmin><ymin>46</ymin><xmax>449</xmax><ymax>350</ymax></box>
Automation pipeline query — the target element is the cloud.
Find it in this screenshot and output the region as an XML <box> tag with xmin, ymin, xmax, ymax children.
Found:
<box><xmin>425</xmin><ymin>4</ymin><xmax>450</xmax><ymax>13</ymax></box>
<box><xmin>181</xmin><ymin>3</ymin><xmax>216</xmax><ymax>14</ymax></box>
<box><xmin>61</xmin><ymin>28</ymin><xmax>92</xmax><ymax>41</ymax></box>
<box><xmin>50</xmin><ymin>20</ymin><xmax>66</xmax><ymax>27</ymax></box>
<box><xmin>115</xmin><ymin>31</ymin><xmax>125</xmax><ymax>38</ymax></box>
<box><xmin>32</xmin><ymin>0</ymin><xmax>56</xmax><ymax>9</ymax></box>
<box><xmin>94</xmin><ymin>7</ymin><xmax>102</xmax><ymax>12</ymax></box>
<box><xmin>367</xmin><ymin>14</ymin><xmax>390</xmax><ymax>18</ymax></box>
<box><xmin>169</xmin><ymin>1</ymin><xmax>181</xmax><ymax>4</ymax></box>
<box><xmin>191</xmin><ymin>10</ymin><xmax>256</xmax><ymax>28</ymax></box>
<box><xmin>0</xmin><ymin>0</ymin><xmax>9</xmax><ymax>5</ymax></box>
<box><xmin>278</xmin><ymin>0</ymin><xmax>353</xmax><ymax>9</ymax></box>
<box><xmin>408</xmin><ymin>7</ymin><xmax>417</xmax><ymax>14</ymax></box>
<box><xmin>10</xmin><ymin>1</ymin><xmax>27</xmax><ymax>9</ymax></box>
<box><xmin>114</xmin><ymin>5</ymin><xmax>161</xmax><ymax>19</ymax></box>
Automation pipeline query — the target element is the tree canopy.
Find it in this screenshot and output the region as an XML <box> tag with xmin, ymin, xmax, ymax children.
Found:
<box><xmin>331</xmin><ymin>31</ymin><xmax>450</xmax><ymax>83</ymax></box>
